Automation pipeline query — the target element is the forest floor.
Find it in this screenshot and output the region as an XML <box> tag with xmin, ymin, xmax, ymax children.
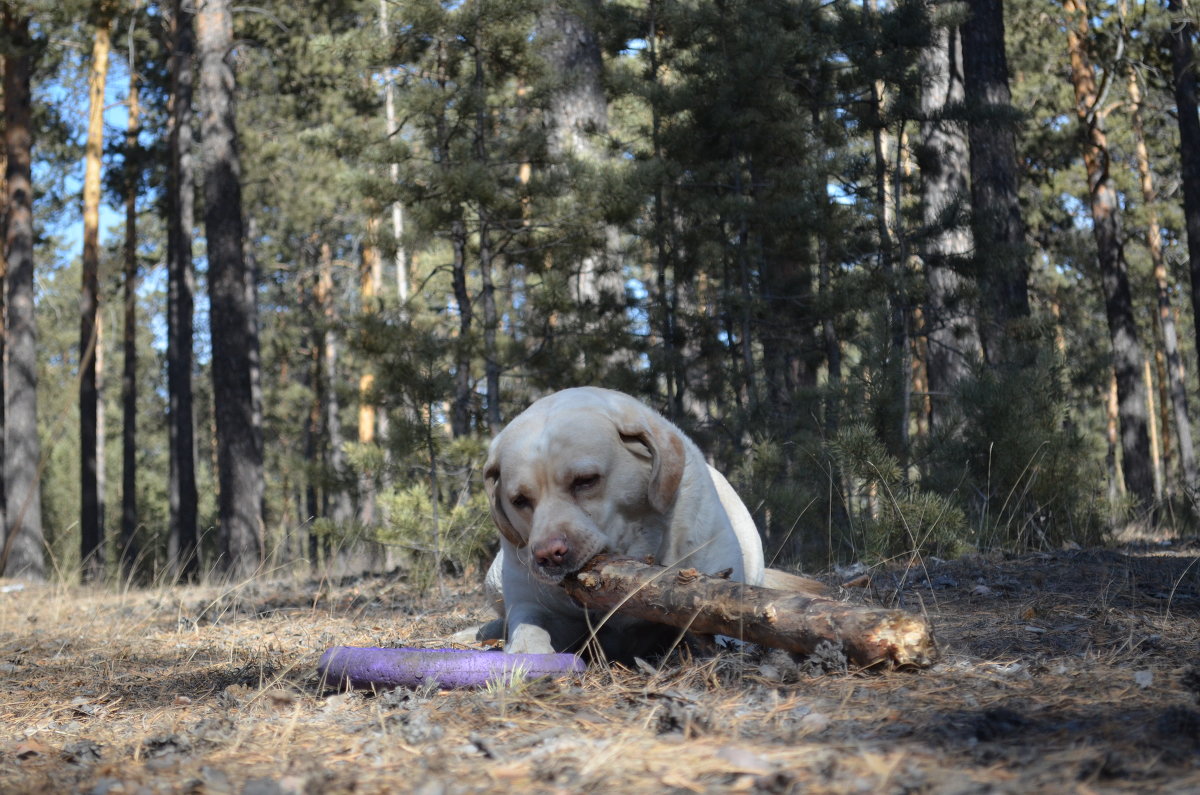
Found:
<box><xmin>2</xmin><ymin>539</ymin><xmax>1199</xmax><ymax>794</ymax></box>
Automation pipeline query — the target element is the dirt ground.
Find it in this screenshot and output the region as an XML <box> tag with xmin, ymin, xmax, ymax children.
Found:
<box><xmin>2</xmin><ymin>541</ymin><xmax>1199</xmax><ymax>794</ymax></box>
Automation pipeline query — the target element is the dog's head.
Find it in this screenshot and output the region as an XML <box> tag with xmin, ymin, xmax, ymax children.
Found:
<box><xmin>483</xmin><ymin>391</ymin><xmax>686</xmax><ymax>583</ymax></box>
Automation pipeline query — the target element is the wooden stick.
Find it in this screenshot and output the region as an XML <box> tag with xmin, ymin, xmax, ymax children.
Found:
<box><xmin>561</xmin><ymin>555</ymin><xmax>937</xmax><ymax>669</ymax></box>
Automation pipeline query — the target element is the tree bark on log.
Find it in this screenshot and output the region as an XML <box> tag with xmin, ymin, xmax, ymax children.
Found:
<box><xmin>561</xmin><ymin>555</ymin><xmax>937</xmax><ymax>669</ymax></box>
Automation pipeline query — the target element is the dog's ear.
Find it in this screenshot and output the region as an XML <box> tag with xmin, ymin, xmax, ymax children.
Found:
<box><xmin>618</xmin><ymin>415</ymin><xmax>686</xmax><ymax>513</ymax></box>
<box><xmin>484</xmin><ymin>453</ymin><xmax>526</xmax><ymax>548</ymax></box>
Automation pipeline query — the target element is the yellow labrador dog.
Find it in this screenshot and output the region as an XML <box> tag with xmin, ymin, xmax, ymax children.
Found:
<box><xmin>481</xmin><ymin>387</ymin><xmax>768</xmax><ymax>660</ymax></box>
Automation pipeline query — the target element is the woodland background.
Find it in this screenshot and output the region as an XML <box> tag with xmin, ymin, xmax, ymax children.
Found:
<box><xmin>0</xmin><ymin>0</ymin><xmax>1197</xmax><ymax>584</ymax></box>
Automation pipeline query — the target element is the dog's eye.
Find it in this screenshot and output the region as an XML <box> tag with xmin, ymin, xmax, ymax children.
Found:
<box><xmin>510</xmin><ymin>494</ymin><xmax>533</xmax><ymax>510</ymax></box>
<box><xmin>571</xmin><ymin>474</ymin><xmax>600</xmax><ymax>494</ymax></box>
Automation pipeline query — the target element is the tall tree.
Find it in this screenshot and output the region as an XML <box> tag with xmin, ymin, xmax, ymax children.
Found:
<box><xmin>377</xmin><ymin>0</ymin><xmax>407</xmax><ymax>301</ymax></box>
<box><xmin>318</xmin><ymin>241</ymin><xmax>352</xmax><ymax>527</ymax></box>
<box><xmin>918</xmin><ymin>5</ymin><xmax>981</xmax><ymax>430</ymax></box>
<box><xmin>120</xmin><ymin>10</ymin><xmax>141</xmax><ymax>578</ymax></box>
<box><xmin>448</xmin><ymin>208</ymin><xmax>472</xmax><ymax>437</ymax></box>
<box><xmin>431</xmin><ymin>28</ymin><xmax>475</xmax><ymax>438</ymax></box>
<box><xmin>961</xmin><ymin>0</ymin><xmax>1030</xmax><ymax>362</ymax></box>
<box><xmin>0</xmin><ymin>47</ymin><xmax>7</xmax><ymax>561</ymax></box>
<box><xmin>865</xmin><ymin>0</ymin><xmax>909</xmax><ymax>462</ymax></box>
<box><xmin>1</xmin><ymin>8</ymin><xmax>42</xmax><ymax>580</ymax></box>
<box><xmin>1167</xmin><ymin>0</ymin><xmax>1200</xmax><ymax>399</ymax></box>
<box><xmin>1128</xmin><ymin>63</ymin><xmax>1196</xmax><ymax>493</ymax></box>
<box><xmin>1062</xmin><ymin>0</ymin><xmax>1154</xmax><ymax>508</ymax></box>
<box><xmin>198</xmin><ymin>0</ymin><xmax>263</xmax><ymax>577</ymax></box>
<box><xmin>537</xmin><ymin>0</ymin><xmax>621</xmax><ymax>308</ymax></box>
<box><xmin>80</xmin><ymin>0</ymin><xmax>114</xmax><ymax>582</ymax></box>
<box><xmin>357</xmin><ymin>217</ymin><xmax>382</xmax><ymax>526</ymax></box>
<box><xmin>167</xmin><ymin>0</ymin><xmax>198</xmax><ymax>579</ymax></box>
<box><xmin>471</xmin><ymin>23</ymin><xmax>501</xmax><ymax>432</ymax></box>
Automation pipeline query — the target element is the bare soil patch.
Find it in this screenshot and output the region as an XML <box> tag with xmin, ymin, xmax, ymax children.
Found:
<box><xmin>2</xmin><ymin>543</ymin><xmax>1199</xmax><ymax>794</ymax></box>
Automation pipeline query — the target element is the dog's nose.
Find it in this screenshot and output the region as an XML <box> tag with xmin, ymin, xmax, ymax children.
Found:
<box><xmin>533</xmin><ymin>537</ymin><xmax>569</xmax><ymax>569</ymax></box>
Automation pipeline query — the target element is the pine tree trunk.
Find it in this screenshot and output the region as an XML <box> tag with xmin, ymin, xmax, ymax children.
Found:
<box><xmin>1153</xmin><ymin>325</ymin><xmax>1173</xmax><ymax>483</ymax></box>
<box><xmin>1167</xmin><ymin>0</ymin><xmax>1200</xmax><ymax>452</ymax></box>
<box><xmin>538</xmin><ymin>0</ymin><xmax>621</xmax><ymax>308</ymax></box>
<box><xmin>1</xmin><ymin>10</ymin><xmax>43</xmax><ymax>580</ymax></box>
<box><xmin>305</xmin><ymin>258</ymin><xmax>322</xmax><ymax>569</ymax></box>
<box><xmin>480</xmin><ymin>217</ymin><xmax>501</xmax><ymax>433</ymax></box>
<box><xmin>807</xmin><ymin>67</ymin><xmax>842</xmax><ymax>439</ymax></box>
<box><xmin>961</xmin><ymin>0</ymin><xmax>1031</xmax><ymax>362</ymax></box>
<box><xmin>317</xmin><ymin>243</ymin><xmax>353</xmax><ymax>527</ymax></box>
<box><xmin>646</xmin><ymin>3</ymin><xmax>688</xmax><ymax>415</ymax></box>
<box><xmin>864</xmin><ymin>0</ymin><xmax>910</xmax><ymax>466</ymax></box>
<box><xmin>472</xmin><ymin>40</ymin><xmax>501</xmax><ymax>433</ymax></box>
<box><xmin>198</xmin><ymin>0</ymin><xmax>263</xmax><ymax>578</ymax></box>
<box><xmin>377</xmin><ymin>0</ymin><xmax>408</xmax><ymax>302</ymax></box>
<box><xmin>1063</xmin><ymin>0</ymin><xmax>1155</xmax><ymax>509</ymax></box>
<box><xmin>0</xmin><ymin>64</ymin><xmax>7</xmax><ymax>557</ymax></box>
<box><xmin>96</xmin><ymin>312</ymin><xmax>108</xmax><ymax>561</ymax></box>
<box><xmin>120</xmin><ymin>31</ymin><xmax>140</xmax><ymax>580</ymax></box>
<box><xmin>167</xmin><ymin>0</ymin><xmax>199</xmax><ymax>581</ymax></box>
<box><xmin>358</xmin><ymin>216</ymin><xmax>381</xmax><ymax>527</ymax></box>
<box><xmin>1128</xmin><ymin>65</ymin><xmax>1196</xmax><ymax>492</ymax></box>
<box><xmin>919</xmin><ymin>17</ymin><xmax>981</xmax><ymax>429</ymax></box>
<box><xmin>81</xmin><ymin>3</ymin><xmax>113</xmax><ymax>582</ymax></box>
<box><xmin>1106</xmin><ymin>372</ymin><xmax>1122</xmax><ymax>500</ymax></box>
<box><xmin>244</xmin><ymin>217</ymin><xmax>265</xmax><ymax>548</ymax></box>
<box><xmin>450</xmin><ymin>219</ymin><xmax>473</xmax><ymax>437</ymax></box>
<box><xmin>1144</xmin><ymin>358</ymin><xmax>1162</xmax><ymax>497</ymax></box>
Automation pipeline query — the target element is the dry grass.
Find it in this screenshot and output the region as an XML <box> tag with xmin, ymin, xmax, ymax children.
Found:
<box><xmin>2</xmin><ymin>542</ymin><xmax>1200</xmax><ymax>794</ymax></box>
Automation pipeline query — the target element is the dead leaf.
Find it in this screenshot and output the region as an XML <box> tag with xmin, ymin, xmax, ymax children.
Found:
<box><xmin>267</xmin><ymin>689</ymin><xmax>298</xmax><ymax>707</ymax></box>
<box><xmin>14</xmin><ymin>738</ymin><xmax>50</xmax><ymax>759</ymax></box>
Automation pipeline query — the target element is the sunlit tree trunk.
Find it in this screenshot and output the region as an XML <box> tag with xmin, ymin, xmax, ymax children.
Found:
<box><xmin>1128</xmin><ymin>64</ymin><xmax>1196</xmax><ymax>493</ymax></box>
<box><xmin>1</xmin><ymin>9</ymin><xmax>43</xmax><ymax>580</ymax></box>
<box><xmin>358</xmin><ymin>215</ymin><xmax>382</xmax><ymax>526</ymax></box>
<box><xmin>538</xmin><ymin>0</ymin><xmax>621</xmax><ymax>308</ymax></box>
<box><xmin>81</xmin><ymin>1</ymin><xmax>114</xmax><ymax>582</ymax></box>
<box><xmin>919</xmin><ymin>15</ymin><xmax>981</xmax><ymax>430</ymax></box>
<box><xmin>1063</xmin><ymin>0</ymin><xmax>1154</xmax><ymax>509</ymax></box>
<box><xmin>1144</xmin><ymin>358</ymin><xmax>1162</xmax><ymax>497</ymax></box>
<box><xmin>198</xmin><ymin>0</ymin><xmax>263</xmax><ymax>577</ymax></box>
<box><xmin>377</xmin><ymin>0</ymin><xmax>408</xmax><ymax>301</ymax></box>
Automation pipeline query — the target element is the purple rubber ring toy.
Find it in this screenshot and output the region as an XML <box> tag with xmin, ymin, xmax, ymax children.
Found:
<box><xmin>318</xmin><ymin>646</ymin><xmax>587</xmax><ymax>690</ymax></box>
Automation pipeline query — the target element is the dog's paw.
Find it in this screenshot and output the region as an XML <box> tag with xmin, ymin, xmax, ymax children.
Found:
<box><xmin>505</xmin><ymin>622</ymin><xmax>556</xmax><ymax>655</ymax></box>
